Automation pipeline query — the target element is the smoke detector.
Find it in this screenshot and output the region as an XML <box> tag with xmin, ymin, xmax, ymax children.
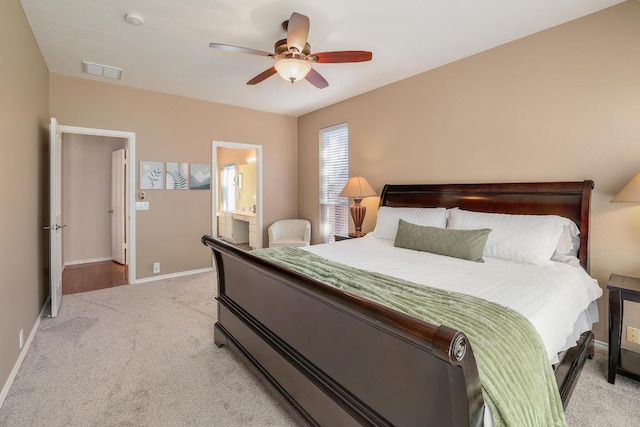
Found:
<box><xmin>124</xmin><ymin>13</ymin><xmax>144</xmax><ymax>25</ymax></box>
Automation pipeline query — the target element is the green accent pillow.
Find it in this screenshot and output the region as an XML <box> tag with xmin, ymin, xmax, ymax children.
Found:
<box><xmin>394</xmin><ymin>219</ymin><xmax>491</xmax><ymax>262</ymax></box>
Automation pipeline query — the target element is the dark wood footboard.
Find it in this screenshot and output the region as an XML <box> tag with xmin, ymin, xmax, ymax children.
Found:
<box><xmin>203</xmin><ymin>236</ymin><xmax>485</xmax><ymax>426</ymax></box>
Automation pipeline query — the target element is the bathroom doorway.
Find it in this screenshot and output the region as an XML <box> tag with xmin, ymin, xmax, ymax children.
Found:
<box><xmin>211</xmin><ymin>141</ymin><xmax>263</xmax><ymax>250</ymax></box>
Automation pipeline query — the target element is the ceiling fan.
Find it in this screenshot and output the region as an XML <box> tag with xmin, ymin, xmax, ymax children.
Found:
<box><xmin>209</xmin><ymin>12</ymin><xmax>372</xmax><ymax>89</ymax></box>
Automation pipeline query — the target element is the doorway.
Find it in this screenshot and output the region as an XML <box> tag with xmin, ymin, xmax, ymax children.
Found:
<box><xmin>61</xmin><ymin>134</ymin><xmax>128</xmax><ymax>294</ymax></box>
<box><xmin>212</xmin><ymin>141</ymin><xmax>263</xmax><ymax>250</ymax></box>
<box><xmin>50</xmin><ymin>121</ymin><xmax>136</xmax><ymax>315</ymax></box>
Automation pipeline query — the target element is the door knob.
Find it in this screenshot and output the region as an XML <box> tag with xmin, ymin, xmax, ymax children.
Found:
<box><xmin>43</xmin><ymin>224</ymin><xmax>67</xmax><ymax>230</ymax></box>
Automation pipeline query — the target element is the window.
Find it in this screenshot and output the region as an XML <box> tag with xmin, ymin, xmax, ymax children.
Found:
<box><xmin>220</xmin><ymin>164</ymin><xmax>236</xmax><ymax>211</ymax></box>
<box><xmin>320</xmin><ymin>123</ymin><xmax>349</xmax><ymax>243</ymax></box>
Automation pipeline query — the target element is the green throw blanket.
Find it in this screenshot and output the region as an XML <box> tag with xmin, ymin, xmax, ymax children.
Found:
<box><xmin>253</xmin><ymin>247</ymin><xmax>566</xmax><ymax>427</ymax></box>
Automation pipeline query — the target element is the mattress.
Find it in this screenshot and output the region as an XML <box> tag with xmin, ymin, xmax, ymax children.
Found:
<box><xmin>303</xmin><ymin>234</ymin><xmax>602</xmax><ymax>364</ymax></box>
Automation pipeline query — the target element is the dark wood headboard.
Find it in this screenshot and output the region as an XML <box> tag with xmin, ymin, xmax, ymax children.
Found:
<box><xmin>379</xmin><ymin>181</ymin><xmax>594</xmax><ymax>272</ymax></box>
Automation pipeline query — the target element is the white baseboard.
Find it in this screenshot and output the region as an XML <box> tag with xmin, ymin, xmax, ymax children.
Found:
<box><xmin>0</xmin><ymin>297</ymin><xmax>49</xmax><ymax>409</ymax></box>
<box><xmin>594</xmin><ymin>339</ymin><xmax>608</xmax><ymax>352</ymax></box>
<box><xmin>64</xmin><ymin>257</ymin><xmax>113</xmax><ymax>267</ymax></box>
<box><xmin>134</xmin><ymin>267</ymin><xmax>214</xmax><ymax>284</ymax></box>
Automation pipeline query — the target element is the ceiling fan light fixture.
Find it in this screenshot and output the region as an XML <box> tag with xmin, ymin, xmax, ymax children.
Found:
<box><xmin>274</xmin><ymin>58</ymin><xmax>311</xmax><ymax>84</ymax></box>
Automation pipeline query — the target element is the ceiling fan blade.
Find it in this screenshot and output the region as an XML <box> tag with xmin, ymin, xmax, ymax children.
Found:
<box><xmin>305</xmin><ymin>68</ymin><xmax>329</xmax><ymax>89</ymax></box>
<box><xmin>311</xmin><ymin>51</ymin><xmax>373</xmax><ymax>63</ymax></box>
<box><xmin>209</xmin><ymin>43</ymin><xmax>272</xmax><ymax>57</ymax></box>
<box><xmin>286</xmin><ymin>12</ymin><xmax>310</xmax><ymax>54</ymax></box>
<box><xmin>247</xmin><ymin>67</ymin><xmax>277</xmax><ymax>85</ymax></box>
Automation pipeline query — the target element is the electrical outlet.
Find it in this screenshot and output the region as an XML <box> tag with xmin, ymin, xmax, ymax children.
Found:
<box><xmin>626</xmin><ymin>326</ymin><xmax>640</xmax><ymax>344</ymax></box>
<box><xmin>19</xmin><ymin>329</ymin><xmax>24</xmax><ymax>349</ymax></box>
<box><xmin>153</xmin><ymin>262</ymin><xmax>160</xmax><ymax>274</ymax></box>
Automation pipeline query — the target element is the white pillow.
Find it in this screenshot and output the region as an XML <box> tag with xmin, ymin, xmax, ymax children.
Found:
<box><xmin>446</xmin><ymin>208</ymin><xmax>568</xmax><ymax>266</ymax></box>
<box><xmin>552</xmin><ymin>222</ymin><xmax>580</xmax><ymax>257</ymax></box>
<box><xmin>373</xmin><ymin>207</ymin><xmax>447</xmax><ymax>240</ymax></box>
<box><xmin>551</xmin><ymin>221</ymin><xmax>581</xmax><ymax>265</ymax></box>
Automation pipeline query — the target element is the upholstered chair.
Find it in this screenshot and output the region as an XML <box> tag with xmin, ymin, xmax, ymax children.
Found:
<box><xmin>268</xmin><ymin>219</ymin><xmax>311</xmax><ymax>248</ymax></box>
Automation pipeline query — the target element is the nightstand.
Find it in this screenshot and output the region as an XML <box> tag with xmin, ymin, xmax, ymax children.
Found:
<box><xmin>607</xmin><ymin>274</ymin><xmax>640</xmax><ymax>384</ymax></box>
<box><xmin>334</xmin><ymin>233</ymin><xmax>366</xmax><ymax>242</ymax></box>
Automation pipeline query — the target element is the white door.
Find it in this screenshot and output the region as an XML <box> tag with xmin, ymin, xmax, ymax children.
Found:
<box><xmin>48</xmin><ymin>118</ymin><xmax>64</xmax><ymax>317</ymax></box>
<box><xmin>111</xmin><ymin>149</ymin><xmax>126</xmax><ymax>264</ymax></box>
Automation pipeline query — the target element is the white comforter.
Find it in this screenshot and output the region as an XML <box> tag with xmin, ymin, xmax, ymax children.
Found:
<box><xmin>303</xmin><ymin>235</ymin><xmax>603</xmax><ymax>364</ymax></box>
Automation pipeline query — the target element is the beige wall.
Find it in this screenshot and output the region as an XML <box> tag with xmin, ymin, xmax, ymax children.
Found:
<box><xmin>0</xmin><ymin>0</ymin><xmax>49</xmax><ymax>396</ymax></box>
<box><xmin>298</xmin><ymin>1</ymin><xmax>640</xmax><ymax>344</ymax></box>
<box><xmin>50</xmin><ymin>74</ymin><xmax>297</xmax><ymax>278</ymax></box>
<box><xmin>62</xmin><ymin>134</ymin><xmax>126</xmax><ymax>265</ymax></box>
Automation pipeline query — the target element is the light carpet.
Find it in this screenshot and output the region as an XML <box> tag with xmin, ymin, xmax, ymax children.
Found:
<box><xmin>0</xmin><ymin>272</ymin><xmax>296</xmax><ymax>427</ymax></box>
<box><xmin>0</xmin><ymin>271</ymin><xmax>638</xmax><ymax>426</ymax></box>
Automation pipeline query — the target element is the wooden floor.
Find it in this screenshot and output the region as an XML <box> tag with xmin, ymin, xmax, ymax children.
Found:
<box><xmin>62</xmin><ymin>261</ymin><xmax>128</xmax><ymax>295</ymax></box>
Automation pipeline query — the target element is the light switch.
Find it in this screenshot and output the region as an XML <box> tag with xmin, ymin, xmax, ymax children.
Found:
<box><xmin>136</xmin><ymin>202</ymin><xmax>149</xmax><ymax>211</ymax></box>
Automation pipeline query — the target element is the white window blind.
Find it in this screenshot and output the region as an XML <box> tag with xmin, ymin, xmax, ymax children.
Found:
<box><xmin>320</xmin><ymin>123</ymin><xmax>349</xmax><ymax>243</ymax></box>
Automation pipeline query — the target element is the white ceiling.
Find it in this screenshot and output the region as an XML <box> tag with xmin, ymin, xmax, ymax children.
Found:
<box><xmin>21</xmin><ymin>0</ymin><xmax>623</xmax><ymax>117</ymax></box>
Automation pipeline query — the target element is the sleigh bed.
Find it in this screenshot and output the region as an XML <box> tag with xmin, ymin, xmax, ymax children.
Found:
<box><xmin>202</xmin><ymin>181</ymin><xmax>598</xmax><ymax>426</ymax></box>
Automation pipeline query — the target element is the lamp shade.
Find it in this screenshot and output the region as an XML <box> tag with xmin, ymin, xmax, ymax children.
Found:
<box><xmin>339</xmin><ymin>176</ymin><xmax>376</xmax><ymax>199</ymax></box>
<box><xmin>612</xmin><ymin>172</ymin><xmax>640</xmax><ymax>203</ymax></box>
<box><xmin>274</xmin><ymin>58</ymin><xmax>311</xmax><ymax>83</ymax></box>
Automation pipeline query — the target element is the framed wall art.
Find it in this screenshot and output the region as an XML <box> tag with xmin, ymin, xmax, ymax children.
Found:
<box><xmin>140</xmin><ymin>161</ymin><xmax>164</xmax><ymax>190</ymax></box>
<box><xmin>166</xmin><ymin>162</ymin><xmax>189</xmax><ymax>190</ymax></box>
<box><xmin>190</xmin><ymin>163</ymin><xmax>211</xmax><ymax>190</ymax></box>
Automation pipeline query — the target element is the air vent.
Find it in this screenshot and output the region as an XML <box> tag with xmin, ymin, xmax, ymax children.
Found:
<box><xmin>82</xmin><ymin>61</ymin><xmax>123</xmax><ymax>80</ymax></box>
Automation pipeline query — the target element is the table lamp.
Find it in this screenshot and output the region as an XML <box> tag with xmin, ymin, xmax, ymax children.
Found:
<box><xmin>339</xmin><ymin>176</ymin><xmax>377</xmax><ymax>237</ymax></box>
